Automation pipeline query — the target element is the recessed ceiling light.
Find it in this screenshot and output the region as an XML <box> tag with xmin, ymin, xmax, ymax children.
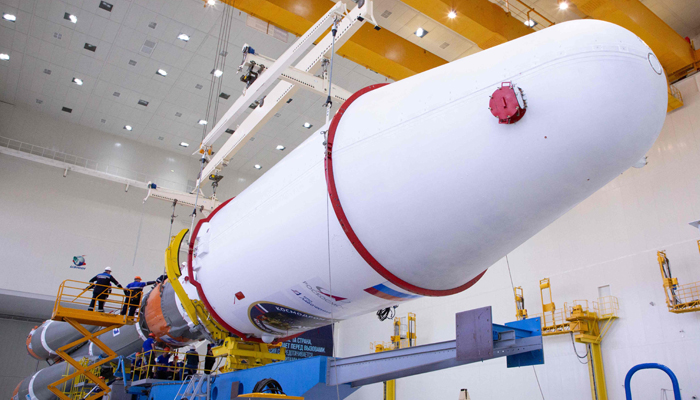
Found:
<box><xmin>198</xmin><ymin>119</ymin><xmax>207</xmax><ymax>125</ymax></box>
<box><xmin>72</xmin><ymin>77</ymin><xmax>83</xmax><ymax>85</ymax></box>
<box><xmin>115</xmin><ymin>143</ymin><xmax>121</xmax><ymax>147</ymax></box>
<box><xmin>276</xmin><ymin>145</ymin><xmax>286</xmax><ymax>151</ymax></box>
<box><xmin>44</xmin><ymin>68</ymin><xmax>52</xmax><ymax>74</ymax></box>
<box><xmin>177</xmin><ymin>33</ymin><xmax>190</xmax><ymax>42</ymax></box>
<box><xmin>254</xmin><ymin>164</ymin><xmax>262</xmax><ymax>170</ymax></box>
<box><xmin>124</xmin><ymin>125</ymin><xmax>133</xmax><ymax>131</ymax></box>
<box><xmin>219</xmin><ymin>92</ymin><xmax>230</xmax><ymax>99</ymax></box>
<box><xmin>447</xmin><ymin>11</ymin><xmax>457</xmax><ymax>19</ymax></box>
<box><xmin>175</xmin><ymin>112</ymin><xmax>182</xmax><ymax>117</ymax></box>
<box><xmin>303</xmin><ymin>122</ymin><xmax>312</xmax><ymax>129</ymax></box>
<box><xmin>212</xmin><ymin>69</ymin><xmax>223</xmax><ymax>77</ymax></box>
<box><xmin>171</xmin><ymin>169</ymin><xmax>174</xmax><ymax>172</ymax></box>
<box><xmin>207</xmin><ymin>0</ymin><xmax>216</xmax><ymax>5</ymax></box>
<box><xmin>84</xmin><ymin>43</ymin><xmax>97</xmax><ymax>52</ymax></box>
<box><xmin>62</xmin><ymin>107</ymin><xmax>72</xmax><ymax>113</ymax></box>
<box><xmin>128</xmin><ymin>59</ymin><xmax>137</xmax><ymax>66</ymax></box>
<box><xmin>0</xmin><ymin>53</ymin><xmax>9</xmax><ymax>61</ymax></box>
<box><xmin>524</xmin><ymin>19</ymin><xmax>537</xmax><ymax>27</ymax></box>
<box><xmin>225</xmin><ymin>129</ymin><xmax>235</xmax><ymax>134</ymax></box>
<box><xmin>3</xmin><ymin>13</ymin><xmax>16</xmax><ymax>22</ymax></box>
<box><xmin>415</xmin><ymin>27</ymin><xmax>428</xmax><ymax>38</ymax></box>
<box><xmin>156</xmin><ymin>68</ymin><xmax>167</xmax><ymax>76</ymax></box>
<box><xmin>36</xmin><ymin>99</ymin><xmax>43</xmax><ymax>104</ymax></box>
<box><xmin>64</xmin><ymin>13</ymin><xmax>77</xmax><ymax>23</ymax></box>
<box><xmin>99</xmin><ymin>1</ymin><xmax>113</xmax><ymax>12</ymax></box>
<box><xmin>558</xmin><ymin>0</ymin><xmax>569</xmax><ymax>10</ymax></box>
<box><xmin>137</xmin><ymin>99</ymin><xmax>149</xmax><ymax>106</ymax></box>
<box><xmin>179</xmin><ymin>142</ymin><xmax>189</xmax><ymax>147</ymax></box>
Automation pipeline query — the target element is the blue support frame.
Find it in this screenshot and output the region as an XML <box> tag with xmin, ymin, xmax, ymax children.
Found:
<box><xmin>504</xmin><ymin>317</ymin><xmax>544</xmax><ymax>368</ymax></box>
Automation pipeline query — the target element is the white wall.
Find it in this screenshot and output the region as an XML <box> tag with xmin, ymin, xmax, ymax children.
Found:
<box><xmin>0</xmin><ymin>101</ymin><xmax>255</xmax><ymax>299</ymax></box>
<box><xmin>0</xmin><ymin>318</ymin><xmax>43</xmax><ymax>399</ymax></box>
<box><xmin>337</xmin><ymin>74</ymin><xmax>700</xmax><ymax>400</ymax></box>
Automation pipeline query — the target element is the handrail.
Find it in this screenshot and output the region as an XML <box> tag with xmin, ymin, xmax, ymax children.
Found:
<box><xmin>131</xmin><ymin>349</ymin><xmax>220</xmax><ymax>382</ymax></box>
<box><xmin>53</xmin><ymin>280</ymin><xmax>139</xmax><ymax>325</ymax></box>
<box><xmin>0</xmin><ymin>135</ymin><xmax>194</xmax><ymax>193</ymax></box>
<box><xmin>624</xmin><ymin>363</ymin><xmax>681</xmax><ymax>400</ymax></box>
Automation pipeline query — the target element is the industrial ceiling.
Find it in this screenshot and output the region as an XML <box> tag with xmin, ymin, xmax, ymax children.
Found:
<box><xmin>0</xmin><ymin>0</ymin><xmax>698</xmax><ymax>177</ymax></box>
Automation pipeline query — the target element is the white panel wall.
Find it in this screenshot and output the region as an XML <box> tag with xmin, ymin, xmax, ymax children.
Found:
<box><xmin>0</xmin><ymin>318</ymin><xmax>43</xmax><ymax>399</ymax></box>
<box><xmin>337</xmin><ymin>74</ymin><xmax>700</xmax><ymax>400</ymax></box>
<box><xmin>0</xmin><ymin>102</ymin><xmax>255</xmax><ymax>298</ymax></box>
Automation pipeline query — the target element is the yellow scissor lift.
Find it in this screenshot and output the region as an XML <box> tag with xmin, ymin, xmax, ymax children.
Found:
<box><xmin>371</xmin><ymin>312</ymin><xmax>416</xmax><ymax>400</ymax></box>
<box><xmin>526</xmin><ymin>278</ymin><xmax>619</xmax><ymax>400</ymax></box>
<box><xmin>48</xmin><ymin>280</ymin><xmax>136</xmax><ymax>400</ymax></box>
<box><xmin>657</xmin><ymin>243</ymin><xmax>700</xmax><ymax>314</ymax></box>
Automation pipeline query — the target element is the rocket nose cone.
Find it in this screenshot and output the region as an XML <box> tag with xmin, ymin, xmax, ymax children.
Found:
<box><xmin>329</xmin><ymin>20</ymin><xmax>668</xmax><ymax>294</ymax></box>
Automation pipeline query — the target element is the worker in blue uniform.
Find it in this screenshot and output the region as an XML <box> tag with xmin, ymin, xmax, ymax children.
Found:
<box><xmin>155</xmin><ymin>348</ymin><xmax>172</xmax><ymax>380</ymax></box>
<box><xmin>87</xmin><ymin>267</ymin><xmax>122</xmax><ymax>312</ymax></box>
<box><xmin>121</xmin><ymin>276</ymin><xmax>156</xmax><ymax>316</ymax></box>
<box><xmin>142</xmin><ymin>333</ymin><xmax>157</xmax><ymax>378</ymax></box>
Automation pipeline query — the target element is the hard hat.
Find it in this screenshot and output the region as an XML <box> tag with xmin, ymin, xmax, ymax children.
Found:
<box><xmin>148</xmin><ymin>333</ymin><xmax>155</xmax><ymax>338</ymax></box>
<box><xmin>134</xmin><ymin>276</ymin><xmax>142</xmax><ymax>280</ymax></box>
<box><xmin>104</xmin><ymin>267</ymin><xmax>112</xmax><ymax>271</ymax></box>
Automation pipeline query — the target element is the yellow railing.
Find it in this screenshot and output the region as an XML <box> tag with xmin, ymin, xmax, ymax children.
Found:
<box><xmin>594</xmin><ymin>296</ymin><xmax>619</xmax><ymax>319</ymax></box>
<box><xmin>131</xmin><ymin>349</ymin><xmax>220</xmax><ymax>382</ymax></box>
<box><xmin>53</xmin><ymin>280</ymin><xmax>138</xmax><ymax>325</ymax></box>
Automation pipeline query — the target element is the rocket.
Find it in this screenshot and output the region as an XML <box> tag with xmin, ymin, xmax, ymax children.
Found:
<box><xmin>187</xmin><ymin>20</ymin><xmax>667</xmax><ymax>343</ymax></box>
<box><xmin>15</xmin><ymin>18</ymin><xmax>667</xmax><ymax>400</ymax></box>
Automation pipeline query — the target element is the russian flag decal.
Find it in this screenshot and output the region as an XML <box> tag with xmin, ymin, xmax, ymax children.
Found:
<box><xmin>365</xmin><ymin>283</ymin><xmax>421</xmax><ymax>301</ymax></box>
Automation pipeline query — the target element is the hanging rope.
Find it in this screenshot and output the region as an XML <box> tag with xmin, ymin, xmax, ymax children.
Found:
<box><xmin>187</xmin><ymin>2</ymin><xmax>235</xmax><ymax>242</ymax></box>
<box><xmin>505</xmin><ymin>254</ymin><xmax>546</xmax><ymax>399</ymax></box>
<box><xmin>131</xmin><ymin>201</ymin><xmax>146</xmax><ymax>267</ymax></box>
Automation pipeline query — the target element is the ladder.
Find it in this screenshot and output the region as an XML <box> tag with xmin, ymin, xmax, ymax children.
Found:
<box><xmin>175</xmin><ymin>375</ymin><xmax>210</xmax><ymax>400</ymax></box>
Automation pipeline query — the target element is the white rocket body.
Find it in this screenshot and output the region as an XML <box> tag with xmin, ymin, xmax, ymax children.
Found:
<box><xmin>189</xmin><ymin>20</ymin><xmax>667</xmax><ymax>341</ymax></box>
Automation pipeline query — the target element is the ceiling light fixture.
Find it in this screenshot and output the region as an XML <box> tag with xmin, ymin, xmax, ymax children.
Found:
<box><xmin>558</xmin><ymin>0</ymin><xmax>569</xmax><ymax>10</ymax></box>
<box><xmin>177</xmin><ymin>33</ymin><xmax>190</xmax><ymax>42</ymax></box>
<box><xmin>0</xmin><ymin>53</ymin><xmax>9</xmax><ymax>61</ymax></box>
<box><xmin>124</xmin><ymin>125</ymin><xmax>133</xmax><ymax>131</ymax></box>
<box><xmin>524</xmin><ymin>19</ymin><xmax>537</xmax><ymax>27</ymax></box>
<box><xmin>447</xmin><ymin>11</ymin><xmax>457</xmax><ymax>19</ymax></box>
<box><xmin>67</xmin><ymin>13</ymin><xmax>77</xmax><ymax>23</ymax></box>
<box><xmin>3</xmin><ymin>13</ymin><xmax>16</xmax><ymax>22</ymax></box>
<box><xmin>207</xmin><ymin>0</ymin><xmax>216</xmax><ymax>5</ymax></box>
<box><xmin>415</xmin><ymin>27</ymin><xmax>428</xmax><ymax>38</ymax></box>
<box><xmin>276</xmin><ymin>145</ymin><xmax>286</xmax><ymax>151</ymax></box>
<box><xmin>254</xmin><ymin>164</ymin><xmax>262</xmax><ymax>170</ymax></box>
<box><xmin>180</xmin><ymin>142</ymin><xmax>189</xmax><ymax>147</ymax></box>
<box><xmin>72</xmin><ymin>77</ymin><xmax>83</xmax><ymax>85</ymax></box>
<box><xmin>156</xmin><ymin>68</ymin><xmax>167</xmax><ymax>76</ymax></box>
<box><xmin>303</xmin><ymin>122</ymin><xmax>312</xmax><ymax>129</ymax></box>
<box><xmin>212</xmin><ymin>69</ymin><xmax>223</xmax><ymax>77</ymax></box>
<box><xmin>198</xmin><ymin>119</ymin><xmax>208</xmax><ymax>125</ymax></box>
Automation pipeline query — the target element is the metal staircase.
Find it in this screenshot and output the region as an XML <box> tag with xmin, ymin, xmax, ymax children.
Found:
<box><xmin>175</xmin><ymin>375</ymin><xmax>211</xmax><ymax>400</ymax></box>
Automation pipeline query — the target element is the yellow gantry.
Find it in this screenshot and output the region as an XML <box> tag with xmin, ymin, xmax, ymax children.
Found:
<box><xmin>217</xmin><ymin>0</ymin><xmax>446</xmax><ymax>81</ymax></box>
<box><xmin>526</xmin><ymin>279</ymin><xmax>619</xmax><ymax>400</ymax></box>
<box><xmin>402</xmin><ymin>0</ymin><xmax>536</xmax><ymax>50</ymax></box>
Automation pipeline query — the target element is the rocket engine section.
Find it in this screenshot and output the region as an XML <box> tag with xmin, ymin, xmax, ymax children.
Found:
<box><xmin>188</xmin><ymin>20</ymin><xmax>667</xmax><ymax>343</ymax></box>
<box><xmin>140</xmin><ymin>281</ymin><xmax>204</xmax><ymax>347</ymax></box>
